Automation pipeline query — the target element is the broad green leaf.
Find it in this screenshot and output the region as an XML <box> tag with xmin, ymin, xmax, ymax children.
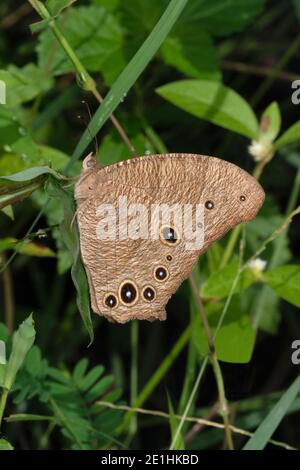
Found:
<box><xmin>263</xmin><ymin>264</ymin><xmax>300</xmax><ymax>308</ymax></box>
<box><xmin>258</xmin><ymin>101</ymin><xmax>281</xmax><ymax>143</ymax></box>
<box><xmin>99</xmin><ymin>131</ymin><xmax>155</xmax><ymax>166</ymax></box>
<box><xmin>274</xmin><ymin>121</ymin><xmax>300</xmax><ymax>149</ymax></box>
<box><xmin>0</xmin><ymin>107</ymin><xmax>22</xmax><ymax>146</ymax></box>
<box><xmin>0</xmin><ymin>166</ymin><xmax>63</xmax><ymax>210</ymax></box>
<box><xmin>47</xmin><ymin>0</ymin><xmax>76</xmax><ymax>15</ymax></box>
<box><xmin>3</xmin><ymin>314</ymin><xmax>36</xmax><ymax>391</ymax></box>
<box><xmin>181</xmin><ymin>0</ymin><xmax>265</xmax><ymax>36</ymax></box>
<box><xmin>254</xmin><ymin>286</ymin><xmax>280</xmax><ymax>335</ymax></box>
<box><xmin>0</xmin><ymin>166</ymin><xmax>63</xmax><ymax>184</ymax></box>
<box><xmin>0</xmin><ymin>439</ymin><xmax>13</xmax><ymax>450</ymax></box>
<box><xmin>157</xmin><ymin>80</ymin><xmax>258</xmax><ymax>138</ymax></box>
<box><xmin>161</xmin><ymin>29</ymin><xmax>220</xmax><ymax>80</ymax></box>
<box><xmin>243</xmin><ymin>374</ymin><xmax>300</xmax><ymax>449</ymax></box>
<box><xmin>192</xmin><ymin>297</ymin><xmax>255</xmax><ymax>363</ymax></box>
<box><xmin>0</xmin><ymin>64</ymin><xmax>53</xmax><ymax>107</ymax></box>
<box><xmin>92</xmin><ymin>0</ymin><xmax>119</xmax><ymax>12</ymax></box>
<box><xmin>201</xmin><ymin>261</ymin><xmax>254</xmax><ymax>298</ymax></box>
<box><xmin>70</xmin><ymin>0</ymin><xmax>189</xmax><ymax>166</ymax></box>
<box><xmin>31</xmin><ymin>0</ymin><xmax>77</xmax><ymax>32</ymax></box>
<box><xmin>37</xmin><ymin>5</ymin><xmax>125</xmax><ymax>85</ymax></box>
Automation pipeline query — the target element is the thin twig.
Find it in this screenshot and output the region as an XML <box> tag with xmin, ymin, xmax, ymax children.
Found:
<box><xmin>0</xmin><ymin>3</ymin><xmax>31</xmax><ymax>29</ymax></box>
<box><xmin>189</xmin><ymin>274</ymin><xmax>234</xmax><ymax>450</ymax></box>
<box><xmin>95</xmin><ymin>400</ymin><xmax>297</xmax><ymax>450</ymax></box>
<box><xmin>221</xmin><ymin>60</ymin><xmax>300</xmax><ymax>83</ymax></box>
<box><xmin>2</xmin><ymin>257</ymin><xmax>15</xmax><ymax>333</ymax></box>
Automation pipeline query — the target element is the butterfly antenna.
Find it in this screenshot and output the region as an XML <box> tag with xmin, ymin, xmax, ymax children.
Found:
<box><xmin>81</xmin><ymin>100</ymin><xmax>99</xmax><ymax>157</ymax></box>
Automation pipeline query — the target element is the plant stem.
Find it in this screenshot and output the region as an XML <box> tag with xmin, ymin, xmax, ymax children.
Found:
<box><xmin>210</xmin><ymin>355</ymin><xmax>234</xmax><ymax>450</ymax></box>
<box><xmin>129</xmin><ymin>320</ymin><xmax>139</xmax><ymax>437</ymax></box>
<box><xmin>28</xmin><ymin>0</ymin><xmax>137</xmax><ymax>157</ymax></box>
<box><xmin>253</xmin><ymin>166</ymin><xmax>300</xmax><ymax>330</ymax></box>
<box><xmin>2</xmin><ymin>255</ymin><xmax>14</xmax><ymax>333</ymax></box>
<box><xmin>189</xmin><ymin>274</ymin><xmax>234</xmax><ymax>450</ymax></box>
<box><xmin>0</xmin><ymin>389</ymin><xmax>9</xmax><ymax>430</ymax></box>
<box><xmin>119</xmin><ymin>325</ymin><xmax>191</xmax><ymax>433</ymax></box>
<box><xmin>251</xmin><ymin>34</ymin><xmax>300</xmax><ymax>108</ymax></box>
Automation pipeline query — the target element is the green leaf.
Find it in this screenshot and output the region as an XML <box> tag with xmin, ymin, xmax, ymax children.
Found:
<box><xmin>70</xmin><ymin>0</ymin><xmax>189</xmax><ymax>167</ymax></box>
<box><xmin>47</xmin><ymin>0</ymin><xmax>76</xmax><ymax>16</ymax></box>
<box><xmin>92</xmin><ymin>0</ymin><xmax>119</xmax><ymax>12</ymax></box>
<box><xmin>72</xmin><ymin>358</ymin><xmax>89</xmax><ymax>383</ymax></box>
<box><xmin>0</xmin><ymin>166</ymin><xmax>63</xmax><ymax>210</ymax></box>
<box><xmin>37</xmin><ymin>5</ymin><xmax>125</xmax><ymax>85</ymax></box>
<box><xmin>274</xmin><ymin>121</ymin><xmax>300</xmax><ymax>149</ymax></box>
<box><xmin>0</xmin><ymin>439</ymin><xmax>13</xmax><ymax>450</ymax></box>
<box><xmin>3</xmin><ymin>314</ymin><xmax>36</xmax><ymax>391</ymax></box>
<box><xmin>0</xmin><ymin>64</ymin><xmax>53</xmax><ymax>107</ymax></box>
<box><xmin>1</xmin><ymin>205</ymin><xmax>14</xmax><ymax>220</ymax></box>
<box><xmin>181</xmin><ymin>0</ymin><xmax>265</xmax><ymax>37</ymax></box>
<box><xmin>0</xmin><ymin>166</ymin><xmax>63</xmax><ymax>184</ymax></box>
<box><xmin>31</xmin><ymin>0</ymin><xmax>77</xmax><ymax>32</ymax></box>
<box><xmin>98</xmin><ymin>130</ymin><xmax>155</xmax><ymax>166</ymax></box>
<box><xmin>263</xmin><ymin>264</ymin><xmax>300</xmax><ymax>308</ymax></box>
<box><xmin>157</xmin><ymin>79</ymin><xmax>258</xmax><ymax>138</ymax></box>
<box><xmin>201</xmin><ymin>261</ymin><xmax>255</xmax><ymax>298</ymax></box>
<box><xmin>0</xmin><ymin>107</ymin><xmax>22</xmax><ymax>147</ymax></box>
<box><xmin>192</xmin><ymin>297</ymin><xmax>255</xmax><ymax>363</ymax></box>
<box><xmin>243</xmin><ymin>374</ymin><xmax>300</xmax><ymax>450</ymax></box>
<box><xmin>161</xmin><ymin>29</ymin><xmax>220</xmax><ymax>81</ymax></box>
<box><xmin>293</xmin><ymin>0</ymin><xmax>300</xmax><ymax>19</ymax></box>
<box><xmin>255</xmin><ymin>287</ymin><xmax>280</xmax><ymax>335</ymax></box>
<box><xmin>258</xmin><ymin>101</ymin><xmax>281</xmax><ymax>143</ymax></box>
<box><xmin>49</xmin><ymin>181</ymin><xmax>94</xmax><ymax>343</ymax></box>
<box><xmin>79</xmin><ymin>365</ymin><xmax>105</xmax><ymax>392</ymax></box>
<box><xmin>6</xmin><ymin>413</ymin><xmax>53</xmax><ymax>422</ymax></box>
<box><xmin>0</xmin><ymin>237</ymin><xmax>55</xmax><ymax>258</ymax></box>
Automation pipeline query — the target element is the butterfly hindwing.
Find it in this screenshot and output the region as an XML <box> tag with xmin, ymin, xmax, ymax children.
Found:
<box><xmin>75</xmin><ymin>153</ymin><xmax>265</xmax><ymax>323</ymax></box>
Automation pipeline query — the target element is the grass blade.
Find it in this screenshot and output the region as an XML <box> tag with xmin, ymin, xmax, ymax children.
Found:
<box><xmin>69</xmin><ymin>0</ymin><xmax>189</xmax><ymax>168</ymax></box>
<box><xmin>243</xmin><ymin>374</ymin><xmax>300</xmax><ymax>450</ymax></box>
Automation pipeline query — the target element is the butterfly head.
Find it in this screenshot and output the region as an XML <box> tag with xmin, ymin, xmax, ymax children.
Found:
<box><xmin>75</xmin><ymin>153</ymin><xmax>102</xmax><ymax>203</ymax></box>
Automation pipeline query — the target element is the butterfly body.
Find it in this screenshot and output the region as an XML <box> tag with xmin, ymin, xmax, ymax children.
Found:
<box><xmin>75</xmin><ymin>153</ymin><xmax>265</xmax><ymax>323</ymax></box>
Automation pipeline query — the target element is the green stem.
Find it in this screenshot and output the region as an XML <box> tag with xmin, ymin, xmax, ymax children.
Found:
<box><xmin>27</xmin><ymin>0</ymin><xmax>136</xmax><ymax>156</ymax></box>
<box><xmin>251</xmin><ymin>34</ymin><xmax>300</xmax><ymax>108</ymax></box>
<box><xmin>119</xmin><ymin>325</ymin><xmax>191</xmax><ymax>433</ymax></box>
<box><xmin>143</xmin><ymin>121</ymin><xmax>168</xmax><ymax>154</ymax></box>
<box><xmin>210</xmin><ymin>355</ymin><xmax>234</xmax><ymax>450</ymax></box>
<box><xmin>129</xmin><ymin>320</ymin><xmax>139</xmax><ymax>437</ymax></box>
<box><xmin>219</xmin><ymin>225</ymin><xmax>242</xmax><ymax>269</ymax></box>
<box><xmin>189</xmin><ymin>274</ymin><xmax>234</xmax><ymax>450</ymax></box>
<box><xmin>0</xmin><ymin>389</ymin><xmax>9</xmax><ymax>430</ymax></box>
<box><xmin>253</xmin><ymin>166</ymin><xmax>300</xmax><ymax>330</ymax></box>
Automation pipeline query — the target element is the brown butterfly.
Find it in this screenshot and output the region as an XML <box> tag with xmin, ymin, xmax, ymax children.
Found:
<box><xmin>75</xmin><ymin>153</ymin><xmax>265</xmax><ymax>323</ymax></box>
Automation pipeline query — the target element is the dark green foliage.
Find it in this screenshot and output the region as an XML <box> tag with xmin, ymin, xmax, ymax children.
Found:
<box><xmin>0</xmin><ymin>0</ymin><xmax>300</xmax><ymax>451</ymax></box>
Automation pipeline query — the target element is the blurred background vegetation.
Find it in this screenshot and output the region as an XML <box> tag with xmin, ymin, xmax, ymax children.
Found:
<box><xmin>0</xmin><ymin>0</ymin><xmax>300</xmax><ymax>450</ymax></box>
